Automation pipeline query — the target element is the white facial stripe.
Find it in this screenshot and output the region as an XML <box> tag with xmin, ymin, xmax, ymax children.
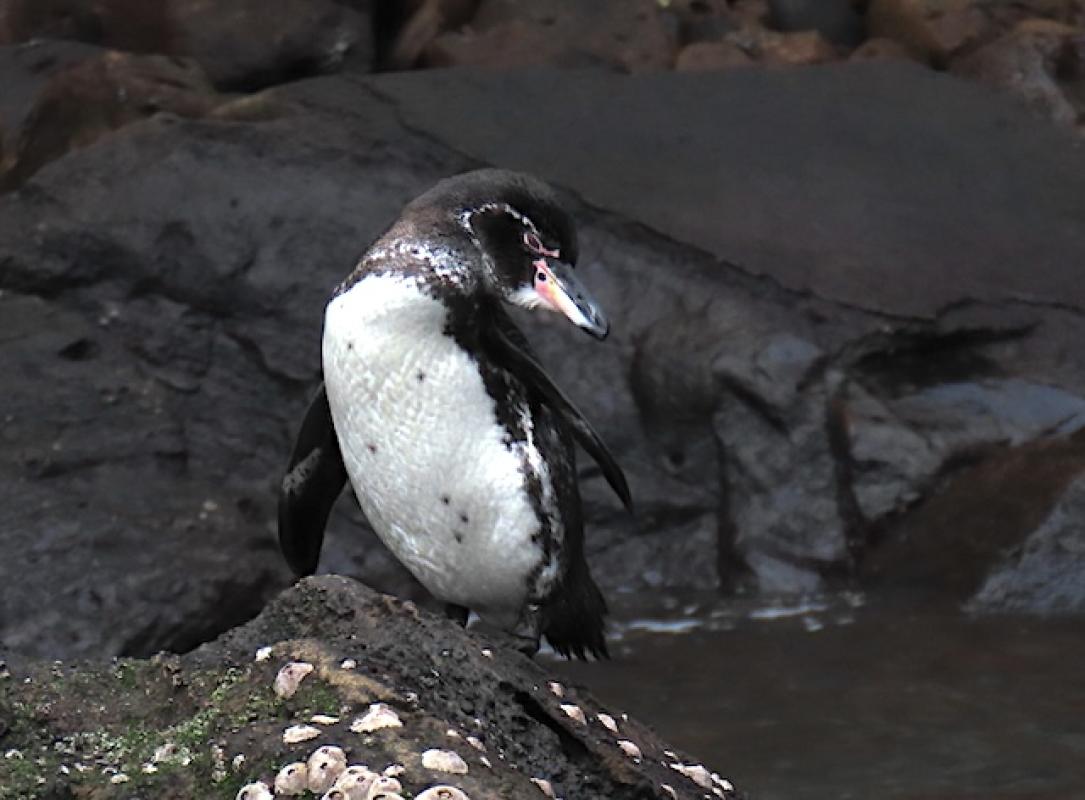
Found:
<box><xmin>459</xmin><ymin>202</ymin><xmax>540</xmax><ymax>236</ymax></box>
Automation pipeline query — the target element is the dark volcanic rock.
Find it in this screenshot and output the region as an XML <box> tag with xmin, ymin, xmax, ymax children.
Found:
<box><xmin>0</xmin><ymin>575</ymin><xmax>741</xmax><ymax>799</ymax></box>
<box><xmin>1</xmin><ymin>47</ymin><xmax>221</xmax><ymax>190</ymax></box>
<box><xmin>2</xmin><ymin>65</ymin><xmax>1085</xmax><ymax>662</ymax></box>
<box><xmin>422</xmin><ymin>0</ymin><xmax>677</xmax><ymax>71</ymax></box>
<box><xmin>0</xmin><ymin>0</ymin><xmax>373</xmax><ymax>89</ymax></box>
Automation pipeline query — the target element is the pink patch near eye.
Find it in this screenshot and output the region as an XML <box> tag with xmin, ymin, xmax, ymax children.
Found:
<box><xmin>524</xmin><ymin>232</ymin><xmax>543</xmax><ymax>252</ymax></box>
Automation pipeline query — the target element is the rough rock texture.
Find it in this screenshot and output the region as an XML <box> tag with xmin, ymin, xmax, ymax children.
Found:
<box><xmin>0</xmin><ymin>576</ymin><xmax>741</xmax><ymax>799</ymax></box>
<box><xmin>0</xmin><ymin>46</ymin><xmax>222</xmax><ymax>189</ymax></box>
<box><xmin>969</xmin><ymin>471</ymin><xmax>1085</xmax><ymax>613</ymax></box>
<box><xmin>950</xmin><ymin>18</ymin><xmax>1085</xmax><ymax>130</ymax></box>
<box><xmin>0</xmin><ymin>0</ymin><xmax>373</xmax><ymax>89</ymax></box>
<box><xmin>3</xmin><ymin>64</ymin><xmax>1085</xmax><ymax>661</ymax></box>
<box><xmin>422</xmin><ymin>0</ymin><xmax>677</xmax><ymax>71</ymax></box>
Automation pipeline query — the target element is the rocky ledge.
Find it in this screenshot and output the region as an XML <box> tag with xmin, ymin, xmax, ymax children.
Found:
<box><xmin>0</xmin><ymin>576</ymin><xmax>739</xmax><ymax>800</ymax></box>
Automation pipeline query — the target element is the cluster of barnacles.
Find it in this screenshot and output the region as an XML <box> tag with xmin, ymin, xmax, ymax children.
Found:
<box><xmin>235</xmin><ymin>743</ymin><xmax>468</xmax><ymax>799</ymax></box>
<box><xmin>245</xmin><ymin>651</ymin><xmax>734</xmax><ymax>800</ymax></box>
<box><xmin>235</xmin><ymin>655</ymin><xmax>477</xmax><ymax>800</ymax></box>
<box><xmin>547</xmin><ymin>680</ymin><xmax>734</xmax><ymax>800</ymax></box>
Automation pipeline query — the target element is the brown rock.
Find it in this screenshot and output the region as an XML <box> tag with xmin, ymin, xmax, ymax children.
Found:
<box><xmin>867</xmin><ymin>0</ymin><xmax>988</xmax><ymax>64</ymax></box>
<box><xmin>849</xmin><ymin>36</ymin><xmax>920</xmax><ymax>62</ymax></box>
<box><xmin>1</xmin><ymin>50</ymin><xmax>221</xmax><ymax>190</ymax></box>
<box><xmin>867</xmin><ymin>0</ymin><xmax>1085</xmax><ymax>65</ymax></box>
<box><xmin>730</xmin><ymin>0</ymin><xmax>770</xmax><ymax>28</ymax></box>
<box><xmin>713</xmin><ymin>26</ymin><xmax>839</xmax><ymax>67</ymax></box>
<box><xmin>758</xmin><ymin>29</ymin><xmax>838</xmax><ymax>65</ymax></box>
<box><xmin>424</xmin><ymin>0</ymin><xmax>677</xmax><ymax>72</ymax></box>
<box><xmin>0</xmin><ymin>0</ymin><xmax>373</xmax><ymax>89</ymax></box>
<box><xmin>950</xmin><ymin>18</ymin><xmax>1085</xmax><ymax>128</ymax></box>
<box><xmin>675</xmin><ymin>40</ymin><xmax>754</xmax><ymax>72</ymax></box>
<box><xmin>385</xmin><ymin>0</ymin><xmax>480</xmax><ymax>70</ymax></box>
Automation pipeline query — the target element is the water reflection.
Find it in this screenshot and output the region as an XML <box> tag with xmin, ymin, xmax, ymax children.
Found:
<box><xmin>550</xmin><ymin>593</ymin><xmax>1085</xmax><ymax>800</ymax></box>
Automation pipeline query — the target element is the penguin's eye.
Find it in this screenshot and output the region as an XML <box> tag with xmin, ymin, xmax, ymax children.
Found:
<box><xmin>523</xmin><ymin>232</ymin><xmax>544</xmax><ymax>253</ymax></box>
<box><xmin>535</xmin><ymin>270</ymin><xmax>547</xmax><ymax>283</ymax></box>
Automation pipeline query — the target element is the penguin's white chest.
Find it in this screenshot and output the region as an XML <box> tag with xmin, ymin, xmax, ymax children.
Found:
<box><xmin>322</xmin><ymin>273</ymin><xmax>546</xmax><ymax>622</ymax></box>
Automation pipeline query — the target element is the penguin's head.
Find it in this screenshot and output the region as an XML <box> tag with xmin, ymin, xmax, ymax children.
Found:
<box><xmin>408</xmin><ymin>169</ymin><xmax>610</xmax><ymax>339</ymax></box>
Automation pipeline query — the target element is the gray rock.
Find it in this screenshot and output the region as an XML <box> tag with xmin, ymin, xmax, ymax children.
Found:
<box><xmin>373</xmin><ymin>63</ymin><xmax>1085</xmax><ymax>317</ymax></box>
<box><xmin>970</xmin><ymin>472</ymin><xmax>1085</xmax><ymax>613</ymax></box>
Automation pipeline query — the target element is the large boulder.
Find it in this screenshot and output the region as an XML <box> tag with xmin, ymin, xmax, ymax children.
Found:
<box><xmin>0</xmin><ymin>575</ymin><xmax>741</xmax><ymax>799</ymax></box>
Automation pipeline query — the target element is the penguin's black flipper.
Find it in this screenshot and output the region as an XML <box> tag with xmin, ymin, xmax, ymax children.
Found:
<box><xmin>481</xmin><ymin>307</ymin><xmax>633</xmax><ymax>513</ymax></box>
<box><xmin>278</xmin><ymin>383</ymin><xmax>347</xmax><ymax>577</ymax></box>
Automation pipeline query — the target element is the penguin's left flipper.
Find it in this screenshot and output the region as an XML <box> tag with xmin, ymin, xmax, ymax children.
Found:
<box><xmin>278</xmin><ymin>383</ymin><xmax>348</xmax><ymax>577</ymax></box>
<box><xmin>482</xmin><ymin>311</ymin><xmax>633</xmax><ymax>513</ymax></box>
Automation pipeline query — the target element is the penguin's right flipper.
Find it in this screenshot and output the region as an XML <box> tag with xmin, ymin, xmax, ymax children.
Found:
<box><xmin>278</xmin><ymin>383</ymin><xmax>347</xmax><ymax>577</ymax></box>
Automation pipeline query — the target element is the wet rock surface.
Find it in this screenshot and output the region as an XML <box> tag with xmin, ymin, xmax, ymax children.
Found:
<box><xmin>3</xmin><ymin>61</ymin><xmax>1085</xmax><ymax>662</ymax></box>
<box><xmin>0</xmin><ymin>575</ymin><xmax>741</xmax><ymax>799</ymax></box>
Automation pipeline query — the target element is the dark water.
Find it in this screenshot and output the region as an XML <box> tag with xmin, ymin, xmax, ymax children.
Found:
<box><xmin>550</xmin><ymin>593</ymin><xmax>1085</xmax><ymax>800</ymax></box>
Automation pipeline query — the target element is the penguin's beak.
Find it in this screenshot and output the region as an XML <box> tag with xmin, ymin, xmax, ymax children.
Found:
<box><xmin>532</xmin><ymin>259</ymin><xmax>610</xmax><ymax>340</ymax></box>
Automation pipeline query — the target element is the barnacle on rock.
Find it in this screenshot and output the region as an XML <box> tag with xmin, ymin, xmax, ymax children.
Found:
<box><xmin>559</xmin><ymin>704</ymin><xmax>586</xmax><ymax>725</ymax></box>
<box><xmin>617</xmin><ymin>740</ymin><xmax>642</xmax><ymax>760</ymax></box>
<box><xmin>712</xmin><ymin>772</ymin><xmax>734</xmax><ymax>791</ymax></box>
<box><xmin>383</xmin><ymin>763</ymin><xmax>406</xmax><ymax>777</ymax></box>
<box><xmin>530</xmin><ymin>777</ymin><xmax>556</xmax><ymax>797</ymax></box>
<box><xmin>274</xmin><ymin>762</ymin><xmax>309</xmax><ymax>795</ymax></box>
<box><xmin>546</xmin><ymin>681</ymin><xmax>564</xmax><ymax>698</ymax></box>
<box><xmin>366</xmin><ymin>775</ymin><xmax>403</xmax><ymax>798</ymax></box>
<box><xmin>236</xmin><ymin>781</ymin><xmax>273</xmax><ymax>800</ymax></box>
<box><xmin>421</xmin><ymin>748</ymin><xmax>469</xmax><ymax>774</ymax></box>
<box><xmin>255</xmin><ymin>646</ymin><xmax>273</xmax><ymax>662</ymax></box>
<box><xmin>283</xmin><ymin>724</ymin><xmax>322</xmax><ymax>744</ymax></box>
<box><xmin>351</xmin><ymin>703</ymin><xmax>404</xmax><ymax>733</ymax></box>
<box><xmin>660</xmin><ymin>784</ymin><xmax>677</xmax><ymax>800</ymax></box>
<box><xmin>308</xmin><ymin>745</ymin><xmax>348</xmax><ymax>792</ymax></box>
<box><xmin>333</xmin><ymin>764</ymin><xmax>378</xmax><ymax>798</ymax></box>
<box><xmin>274</xmin><ymin>661</ymin><xmax>315</xmax><ymax>699</ymax></box>
<box><xmin>312</xmin><ymin>714</ymin><xmax>341</xmax><ymax>725</ymax></box>
<box><xmin>416</xmin><ymin>786</ymin><xmax>470</xmax><ymax>800</ymax></box>
<box><xmin>465</xmin><ymin>735</ymin><xmax>485</xmax><ymax>752</ymax></box>
<box><xmin>670</xmin><ymin>762</ymin><xmax>713</xmax><ymax>789</ymax></box>
<box><xmin>596</xmin><ymin>713</ymin><xmax>619</xmax><ymax>733</ymax></box>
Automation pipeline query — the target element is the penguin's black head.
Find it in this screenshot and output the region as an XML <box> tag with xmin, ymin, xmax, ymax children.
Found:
<box><xmin>407</xmin><ymin>169</ymin><xmax>609</xmax><ymax>339</ymax></box>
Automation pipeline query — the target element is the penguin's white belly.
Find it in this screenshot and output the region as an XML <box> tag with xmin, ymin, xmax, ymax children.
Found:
<box><xmin>322</xmin><ymin>274</ymin><xmax>544</xmax><ymax>623</ymax></box>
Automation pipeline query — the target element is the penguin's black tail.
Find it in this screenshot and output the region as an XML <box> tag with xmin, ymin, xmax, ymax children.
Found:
<box><xmin>541</xmin><ymin>560</ymin><xmax>609</xmax><ymax>660</ymax></box>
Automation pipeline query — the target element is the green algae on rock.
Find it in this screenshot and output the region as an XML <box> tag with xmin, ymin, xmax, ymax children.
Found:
<box><xmin>0</xmin><ymin>576</ymin><xmax>741</xmax><ymax>800</ymax></box>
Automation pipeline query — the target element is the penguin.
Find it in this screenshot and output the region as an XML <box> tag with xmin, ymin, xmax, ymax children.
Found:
<box><xmin>278</xmin><ymin>169</ymin><xmax>631</xmax><ymax>659</ymax></box>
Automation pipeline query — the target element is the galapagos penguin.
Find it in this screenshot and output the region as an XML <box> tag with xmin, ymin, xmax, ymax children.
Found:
<box><xmin>278</xmin><ymin>169</ymin><xmax>631</xmax><ymax>659</ymax></box>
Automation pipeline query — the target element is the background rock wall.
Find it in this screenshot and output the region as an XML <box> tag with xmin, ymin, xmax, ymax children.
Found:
<box><xmin>2</xmin><ymin>0</ymin><xmax>1085</xmax><ymax>661</ymax></box>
